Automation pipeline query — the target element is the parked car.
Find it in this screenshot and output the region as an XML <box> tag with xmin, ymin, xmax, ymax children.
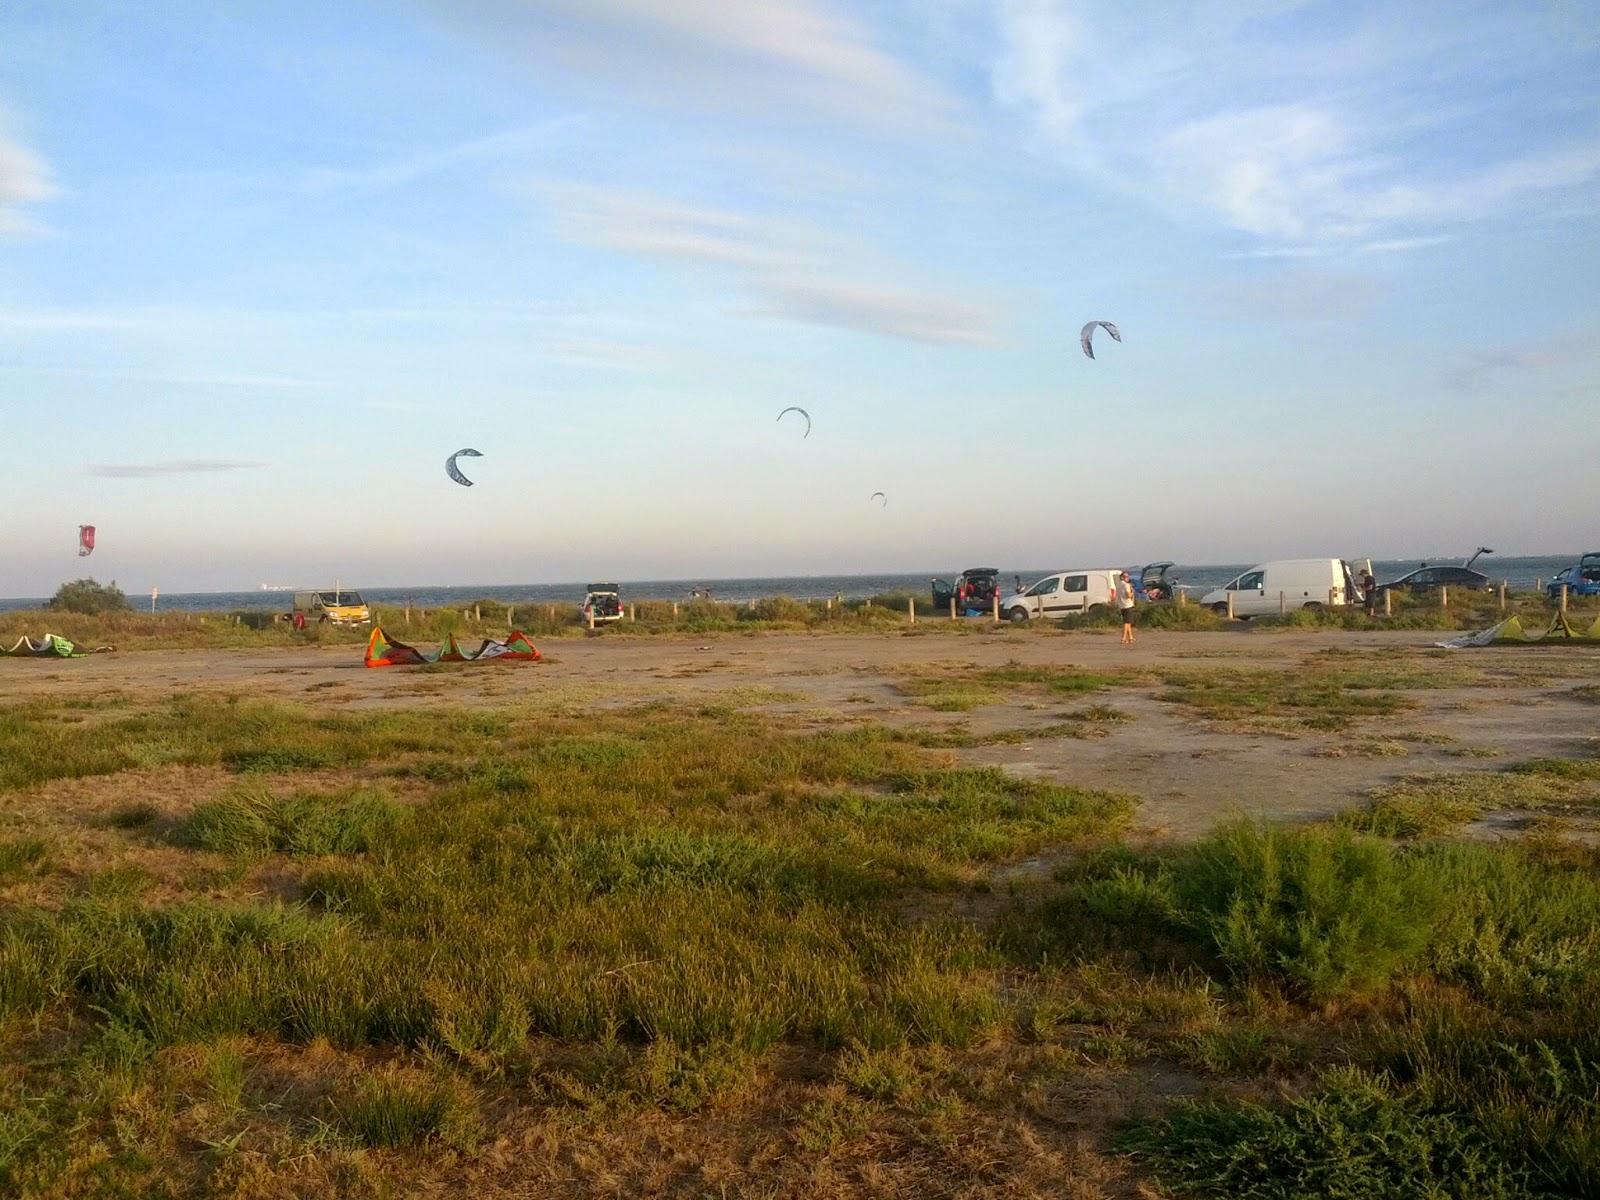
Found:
<box><xmin>1199</xmin><ymin>559</ymin><xmax>1355</xmax><ymax>618</ymax></box>
<box><xmin>1547</xmin><ymin>552</ymin><xmax>1600</xmax><ymax>599</ymax></box>
<box><xmin>1002</xmin><ymin>569</ymin><xmax>1122</xmax><ymax>622</ymax></box>
<box><xmin>1377</xmin><ymin>564</ymin><xmax>1491</xmax><ymax>595</ymax></box>
<box><xmin>290</xmin><ymin>589</ymin><xmax>370</xmax><ymax>626</ymax></box>
<box><xmin>582</xmin><ymin>583</ymin><xmax>623</xmax><ymax>623</ymax></box>
<box><xmin>1130</xmin><ymin>561</ymin><xmax>1177</xmax><ymax>602</ymax></box>
<box><xmin>931</xmin><ymin>568</ymin><xmax>1001</xmax><ymax>614</ymax></box>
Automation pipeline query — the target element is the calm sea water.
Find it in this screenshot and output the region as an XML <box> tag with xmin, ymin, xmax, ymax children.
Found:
<box><xmin>0</xmin><ymin>556</ymin><xmax>1583</xmax><ymax>613</ymax></box>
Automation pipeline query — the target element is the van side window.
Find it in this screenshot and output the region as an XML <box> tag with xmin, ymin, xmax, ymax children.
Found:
<box><xmin>1236</xmin><ymin>571</ymin><xmax>1264</xmax><ymax>590</ymax></box>
<box><xmin>1063</xmin><ymin>575</ymin><xmax>1087</xmax><ymax>592</ymax></box>
<box><xmin>1028</xmin><ymin>577</ymin><xmax>1059</xmax><ymax>596</ymax></box>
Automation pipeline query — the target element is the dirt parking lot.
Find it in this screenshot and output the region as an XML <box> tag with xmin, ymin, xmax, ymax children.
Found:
<box><xmin>7</xmin><ymin>626</ymin><xmax>1597</xmax><ymax>840</ymax></box>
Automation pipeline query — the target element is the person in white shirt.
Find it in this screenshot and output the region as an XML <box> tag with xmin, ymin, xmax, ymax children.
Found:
<box><xmin>1117</xmin><ymin>571</ymin><xmax>1137</xmax><ymax>645</ymax></box>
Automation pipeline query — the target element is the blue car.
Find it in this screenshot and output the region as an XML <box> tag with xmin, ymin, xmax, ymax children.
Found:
<box><xmin>1547</xmin><ymin>552</ymin><xmax>1600</xmax><ymax>599</ymax></box>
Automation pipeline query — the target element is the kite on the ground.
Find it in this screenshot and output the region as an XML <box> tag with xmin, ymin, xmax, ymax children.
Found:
<box><xmin>364</xmin><ymin>626</ymin><xmax>542</xmax><ymax>667</ymax></box>
<box><xmin>777</xmin><ymin>406</ymin><xmax>811</xmax><ymax>438</ymax></box>
<box><xmin>870</xmin><ymin>491</ymin><xmax>887</xmax><ymax>508</ymax></box>
<box><xmin>78</xmin><ymin>525</ymin><xmax>95</xmax><ymax>557</ymax></box>
<box><xmin>1079</xmin><ymin>321</ymin><xmax>1122</xmax><ymax>360</ymax></box>
<box><xmin>445</xmin><ymin>449</ymin><xmax>483</xmax><ymax>487</ymax></box>
<box><xmin>2</xmin><ymin>634</ymin><xmax>109</xmax><ymax>658</ymax></box>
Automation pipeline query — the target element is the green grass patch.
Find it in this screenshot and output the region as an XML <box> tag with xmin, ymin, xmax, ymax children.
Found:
<box><xmin>177</xmin><ymin>786</ymin><xmax>407</xmax><ymax>856</ymax></box>
<box><xmin>1343</xmin><ymin>760</ymin><xmax>1600</xmax><ymax>838</ymax></box>
<box><xmin>0</xmin><ymin>838</ymin><xmax>49</xmax><ymax>885</ymax></box>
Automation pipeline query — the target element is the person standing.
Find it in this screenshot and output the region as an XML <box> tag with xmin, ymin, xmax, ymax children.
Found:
<box><xmin>1116</xmin><ymin>571</ymin><xmax>1137</xmax><ymax>645</ymax></box>
<box><xmin>1360</xmin><ymin>569</ymin><xmax>1378</xmax><ymax>617</ymax></box>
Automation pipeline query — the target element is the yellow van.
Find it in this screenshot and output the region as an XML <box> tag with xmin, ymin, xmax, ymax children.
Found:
<box><xmin>291</xmin><ymin>589</ymin><xmax>371</xmax><ymax>626</ymax></box>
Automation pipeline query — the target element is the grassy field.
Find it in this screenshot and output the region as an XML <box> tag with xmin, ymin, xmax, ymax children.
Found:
<box><xmin>2</xmin><ymin>637</ymin><xmax>1599</xmax><ymax>1197</ymax></box>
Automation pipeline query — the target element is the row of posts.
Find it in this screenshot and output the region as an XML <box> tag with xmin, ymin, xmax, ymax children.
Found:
<box><xmin>395</xmin><ymin>579</ymin><xmax>1571</xmax><ymax>631</ymax></box>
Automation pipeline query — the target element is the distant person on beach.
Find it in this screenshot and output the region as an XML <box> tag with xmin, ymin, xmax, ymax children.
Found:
<box><xmin>1117</xmin><ymin>571</ymin><xmax>1137</xmax><ymax>645</ymax></box>
<box><xmin>1360</xmin><ymin>569</ymin><xmax>1378</xmax><ymax>616</ymax></box>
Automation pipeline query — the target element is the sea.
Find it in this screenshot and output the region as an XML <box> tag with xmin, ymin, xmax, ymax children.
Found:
<box><xmin>0</xmin><ymin>556</ymin><xmax>1582</xmax><ymax>613</ymax></box>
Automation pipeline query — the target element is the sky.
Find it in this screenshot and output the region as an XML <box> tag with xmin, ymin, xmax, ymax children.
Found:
<box><xmin>1</xmin><ymin>0</ymin><xmax>1597</xmax><ymax>596</ymax></box>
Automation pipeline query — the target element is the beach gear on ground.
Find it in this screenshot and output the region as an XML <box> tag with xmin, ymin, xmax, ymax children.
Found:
<box><xmin>2</xmin><ymin>634</ymin><xmax>104</xmax><ymax>658</ymax></box>
<box><xmin>1080</xmin><ymin>320</ymin><xmax>1122</xmax><ymax>360</ymax></box>
<box><xmin>1435</xmin><ymin>612</ymin><xmax>1600</xmax><ymax>648</ymax></box>
<box><xmin>445</xmin><ymin>448</ymin><xmax>483</xmax><ymax>487</ymax></box>
<box><xmin>364</xmin><ymin>626</ymin><xmax>542</xmax><ymax>667</ymax></box>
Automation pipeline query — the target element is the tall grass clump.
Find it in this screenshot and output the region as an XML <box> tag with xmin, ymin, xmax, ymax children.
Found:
<box><xmin>1119</xmin><ymin>1068</ymin><xmax>1525</xmax><ymax>1200</ymax></box>
<box><xmin>334</xmin><ymin>1067</ymin><xmax>479</xmax><ymax>1149</ymax></box>
<box><xmin>177</xmin><ymin>787</ymin><xmax>406</xmax><ymax>856</ymax></box>
<box><xmin>1174</xmin><ymin>823</ymin><xmax>1440</xmax><ymax>1001</ymax></box>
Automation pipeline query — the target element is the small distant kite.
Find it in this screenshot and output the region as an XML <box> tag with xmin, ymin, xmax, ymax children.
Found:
<box><xmin>78</xmin><ymin>525</ymin><xmax>96</xmax><ymax>557</ymax></box>
<box><xmin>1080</xmin><ymin>320</ymin><xmax>1122</xmax><ymax>360</ymax></box>
<box><xmin>870</xmin><ymin>492</ymin><xmax>887</xmax><ymax>508</ymax></box>
<box><xmin>777</xmin><ymin>406</ymin><xmax>811</xmax><ymax>438</ymax></box>
<box><xmin>445</xmin><ymin>448</ymin><xmax>483</xmax><ymax>487</ymax></box>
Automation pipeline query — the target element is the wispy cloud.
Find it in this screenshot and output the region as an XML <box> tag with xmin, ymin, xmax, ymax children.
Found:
<box><xmin>88</xmin><ymin>459</ymin><xmax>267</xmax><ymax>479</ymax></box>
<box><xmin>1198</xmin><ymin>270</ymin><xmax>1391</xmax><ymax>321</ymax></box>
<box><xmin>0</xmin><ymin>128</ymin><xmax>54</xmax><ymax>236</ymax></box>
<box><xmin>1443</xmin><ymin>330</ymin><xmax>1600</xmax><ymax>393</ymax></box>
<box><xmin>541</xmin><ymin>183</ymin><xmax>999</xmax><ymax>345</ymax></box>
<box><xmin>991</xmin><ymin>1</ymin><xmax>1600</xmax><ymax>245</ymax></box>
<box><xmin>431</xmin><ymin>0</ymin><xmax>958</xmax><ymax>130</ymax></box>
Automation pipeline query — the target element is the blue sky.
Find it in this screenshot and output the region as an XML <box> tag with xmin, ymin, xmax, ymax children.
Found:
<box><xmin>1</xmin><ymin>0</ymin><xmax>1596</xmax><ymax>596</ymax></box>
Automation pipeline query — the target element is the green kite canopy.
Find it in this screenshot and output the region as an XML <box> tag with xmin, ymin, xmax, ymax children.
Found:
<box><xmin>1437</xmin><ymin>612</ymin><xmax>1600</xmax><ymax>648</ymax></box>
<box><xmin>1</xmin><ymin>634</ymin><xmax>97</xmax><ymax>658</ymax></box>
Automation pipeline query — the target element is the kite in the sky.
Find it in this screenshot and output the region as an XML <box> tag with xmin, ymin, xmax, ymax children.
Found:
<box><xmin>870</xmin><ymin>492</ymin><xmax>887</xmax><ymax>508</ymax></box>
<box><xmin>1079</xmin><ymin>320</ymin><xmax>1122</xmax><ymax>360</ymax></box>
<box><xmin>78</xmin><ymin>525</ymin><xmax>95</xmax><ymax>557</ymax></box>
<box><xmin>777</xmin><ymin>406</ymin><xmax>811</xmax><ymax>438</ymax></box>
<box><xmin>445</xmin><ymin>448</ymin><xmax>483</xmax><ymax>487</ymax></box>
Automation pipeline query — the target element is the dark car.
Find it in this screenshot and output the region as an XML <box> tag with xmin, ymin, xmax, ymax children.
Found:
<box><xmin>1378</xmin><ymin>565</ymin><xmax>1491</xmax><ymax>594</ymax></box>
<box><xmin>1131</xmin><ymin>561</ymin><xmax>1177</xmax><ymax>602</ymax></box>
<box><xmin>931</xmin><ymin>568</ymin><xmax>1001</xmax><ymax>614</ymax></box>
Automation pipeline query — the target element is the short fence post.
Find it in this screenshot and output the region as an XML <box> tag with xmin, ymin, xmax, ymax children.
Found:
<box><xmin>404</xmin><ymin>604</ymin><xmax>411</xmax><ymax>628</ymax></box>
<box><xmin>474</xmin><ymin>605</ymin><xmax>481</xmax><ymax>623</ymax></box>
<box><xmin>1384</xmin><ymin>589</ymin><xmax>1393</xmax><ymax>617</ymax></box>
<box><xmin>1179</xmin><ymin>590</ymin><xmax>1187</xmax><ymax>607</ymax></box>
<box><xmin>1279</xmin><ymin>591</ymin><xmax>1286</xmax><ymax>616</ymax></box>
<box><xmin>992</xmin><ymin>593</ymin><xmax>1000</xmax><ymax>623</ymax></box>
<box><xmin>907</xmin><ymin>597</ymin><xmax>916</xmax><ymax>624</ymax></box>
<box><xmin>950</xmin><ymin>596</ymin><xmax>957</xmax><ymax>620</ymax></box>
<box><xmin>1441</xmin><ymin>586</ymin><xmax>1449</xmax><ymax>609</ymax></box>
<box><xmin>826</xmin><ymin>597</ymin><xmax>832</xmax><ymax>612</ymax></box>
<box><xmin>507</xmin><ymin>605</ymin><xmax>514</xmax><ymax>628</ymax></box>
<box><xmin>672</xmin><ymin>601</ymin><xmax>679</xmax><ymax>618</ymax></box>
<box><xmin>1328</xmin><ymin>587</ymin><xmax>1337</xmax><ymax>608</ymax></box>
<box><xmin>1498</xmin><ymin>582</ymin><xmax>1507</xmax><ymax>611</ymax></box>
<box><xmin>1226</xmin><ymin>592</ymin><xmax>1235</xmax><ymax>620</ymax></box>
<box><xmin>1535</xmin><ymin>578</ymin><xmax>1542</xmax><ymax>594</ymax></box>
<box><xmin>587</xmin><ymin>607</ymin><xmax>595</xmax><ymax>631</ymax></box>
<box><xmin>547</xmin><ymin>605</ymin><xmax>555</xmax><ymax>624</ymax></box>
<box><xmin>1561</xmin><ymin>584</ymin><xmax>1569</xmax><ymax>613</ymax></box>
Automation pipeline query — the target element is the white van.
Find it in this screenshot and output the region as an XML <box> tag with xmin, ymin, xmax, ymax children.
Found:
<box><xmin>1002</xmin><ymin>569</ymin><xmax>1122</xmax><ymax>622</ymax></box>
<box><xmin>1200</xmin><ymin>559</ymin><xmax>1354</xmax><ymax>617</ymax></box>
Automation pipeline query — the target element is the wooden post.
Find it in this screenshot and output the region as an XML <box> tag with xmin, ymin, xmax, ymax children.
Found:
<box><xmin>749</xmin><ymin>597</ymin><xmax>756</xmax><ymax>612</ymax></box>
<box><xmin>1535</xmin><ymin>578</ymin><xmax>1542</xmax><ymax>594</ymax></box>
<box><xmin>507</xmin><ymin>606</ymin><xmax>514</xmax><ymax>628</ymax></box>
<box><xmin>1498</xmin><ymin>582</ymin><xmax>1507</xmax><ymax>611</ymax></box>
<box><xmin>1440</xmin><ymin>586</ymin><xmax>1449</xmax><ymax>609</ymax></box>
<box><xmin>672</xmin><ymin>601</ymin><xmax>679</xmax><ymax>618</ymax></box>
<box><xmin>1328</xmin><ymin>587</ymin><xmax>1337</xmax><ymax>608</ymax></box>
<box><xmin>1560</xmin><ymin>584</ymin><xmax>1569</xmax><ymax>613</ymax></box>
<box><xmin>474</xmin><ymin>604</ymin><xmax>481</xmax><ymax>623</ymax></box>
<box><xmin>992</xmin><ymin>592</ymin><xmax>1000</xmax><ymax>623</ymax></box>
<box><xmin>404</xmin><ymin>602</ymin><xmax>411</xmax><ymax>627</ymax></box>
<box><xmin>1279</xmin><ymin>591</ymin><xmax>1286</xmax><ymax>616</ymax></box>
<box><xmin>907</xmin><ymin>597</ymin><xmax>916</xmax><ymax>624</ymax></box>
<box><xmin>587</xmin><ymin>606</ymin><xmax>595</xmax><ymax>631</ymax></box>
<box><xmin>826</xmin><ymin>597</ymin><xmax>832</xmax><ymax>612</ymax></box>
<box><xmin>950</xmin><ymin>596</ymin><xmax>957</xmax><ymax>620</ymax></box>
<box><xmin>1226</xmin><ymin>591</ymin><xmax>1235</xmax><ymax>620</ymax></box>
<box><xmin>1384</xmin><ymin>589</ymin><xmax>1393</xmax><ymax>617</ymax></box>
<box><xmin>1179</xmin><ymin>590</ymin><xmax>1187</xmax><ymax>607</ymax></box>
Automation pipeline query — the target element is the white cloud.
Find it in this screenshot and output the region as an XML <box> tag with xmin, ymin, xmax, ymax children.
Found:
<box><xmin>541</xmin><ymin>183</ymin><xmax>999</xmax><ymax>345</ymax></box>
<box><xmin>433</xmin><ymin>0</ymin><xmax>957</xmax><ymax>130</ymax></box>
<box><xmin>990</xmin><ymin>1</ymin><xmax>1600</xmax><ymax>244</ymax></box>
<box><xmin>0</xmin><ymin>130</ymin><xmax>55</xmax><ymax>236</ymax></box>
<box><xmin>88</xmin><ymin>459</ymin><xmax>266</xmax><ymax>478</ymax></box>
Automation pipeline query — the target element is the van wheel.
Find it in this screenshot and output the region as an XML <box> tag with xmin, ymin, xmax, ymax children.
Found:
<box><xmin>1303</xmin><ymin>602</ymin><xmax>1322</xmax><ymax>611</ymax></box>
<box><xmin>1006</xmin><ymin>607</ymin><xmax>1028</xmax><ymax>623</ymax></box>
<box><xmin>1211</xmin><ymin>603</ymin><xmax>1230</xmax><ymax>616</ymax></box>
<box><xmin>1085</xmin><ymin>603</ymin><xmax>1106</xmax><ymax>616</ymax></box>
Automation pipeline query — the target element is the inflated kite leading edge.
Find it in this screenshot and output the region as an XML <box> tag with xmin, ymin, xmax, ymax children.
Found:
<box><xmin>2</xmin><ymin>634</ymin><xmax>107</xmax><ymax>658</ymax></box>
<box><xmin>364</xmin><ymin>626</ymin><xmax>542</xmax><ymax>667</ymax></box>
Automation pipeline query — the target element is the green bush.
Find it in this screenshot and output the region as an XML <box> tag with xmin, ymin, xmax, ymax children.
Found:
<box><xmin>1175</xmin><ymin>824</ymin><xmax>1440</xmax><ymax>1001</ymax></box>
<box><xmin>1119</xmin><ymin>1069</ymin><xmax>1525</xmax><ymax>1200</ymax></box>
<box><xmin>335</xmin><ymin>1067</ymin><xmax>479</xmax><ymax>1149</ymax></box>
<box><xmin>46</xmin><ymin>578</ymin><xmax>129</xmax><ymax>615</ymax></box>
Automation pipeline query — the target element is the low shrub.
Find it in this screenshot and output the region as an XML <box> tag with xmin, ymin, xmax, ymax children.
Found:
<box><xmin>335</xmin><ymin>1066</ymin><xmax>479</xmax><ymax>1149</ymax></box>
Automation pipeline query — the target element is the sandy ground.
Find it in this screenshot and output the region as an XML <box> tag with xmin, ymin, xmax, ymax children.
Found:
<box><xmin>5</xmin><ymin>627</ymin><xmax>1598</xmax><ymax>839</ymax></box>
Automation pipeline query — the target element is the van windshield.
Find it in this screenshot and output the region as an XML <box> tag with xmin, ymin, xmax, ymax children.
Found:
<box><xmin>319</xmin><ymin>592</ymin><xmax>363</xmax><ymax>605</ymax></box>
